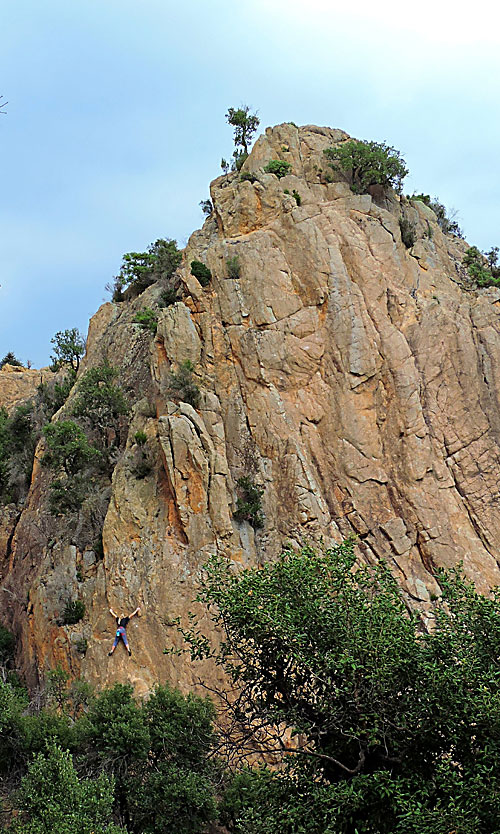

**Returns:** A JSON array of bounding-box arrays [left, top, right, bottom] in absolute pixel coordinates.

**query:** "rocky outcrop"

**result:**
[[0, 364, 55, 412], [3, 123, 500, 695]]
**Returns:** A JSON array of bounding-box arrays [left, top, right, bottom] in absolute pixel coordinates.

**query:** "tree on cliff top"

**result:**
[[325, 139, 408, 195], [226, 106, 260, 155], [50, 329, 85, 373], [179, 540, 500, 833]]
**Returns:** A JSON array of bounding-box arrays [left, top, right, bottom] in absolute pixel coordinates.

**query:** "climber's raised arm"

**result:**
[[128, 606, 141, 619], [109, 607, 118, 620]]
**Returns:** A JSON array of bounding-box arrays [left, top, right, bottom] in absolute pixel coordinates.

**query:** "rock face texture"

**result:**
[[3, 123, 500, 695]]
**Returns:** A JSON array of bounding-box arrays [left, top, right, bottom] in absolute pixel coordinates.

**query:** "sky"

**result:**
[[1, 0, 499, 367]]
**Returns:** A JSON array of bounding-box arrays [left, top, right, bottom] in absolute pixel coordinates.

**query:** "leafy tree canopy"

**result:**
[[180, 539, 500, 833], [10, 743, 125, 834], [325, 139, 408, 195], [50, 329, 85, 373], [71, 364, 128, 436], [112, 238, 182, 300], [226, 106, 260, 156]]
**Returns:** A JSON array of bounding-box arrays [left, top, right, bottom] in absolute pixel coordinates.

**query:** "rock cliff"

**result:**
[[3, 123, 500, 695]]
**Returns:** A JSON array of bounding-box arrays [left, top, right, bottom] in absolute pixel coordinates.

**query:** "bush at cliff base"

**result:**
[[184, 539, 500, 834], [0, 680, 218, 834]]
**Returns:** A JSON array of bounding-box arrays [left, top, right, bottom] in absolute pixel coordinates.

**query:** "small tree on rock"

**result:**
[[50, 329, 85, 373], [325, 139, 408, 195]]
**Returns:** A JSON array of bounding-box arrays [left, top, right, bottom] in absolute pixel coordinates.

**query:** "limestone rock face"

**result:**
[[3, 123, 500, 693]]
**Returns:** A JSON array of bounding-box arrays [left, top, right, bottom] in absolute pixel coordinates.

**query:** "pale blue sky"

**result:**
[[2, 0, 499, 367]]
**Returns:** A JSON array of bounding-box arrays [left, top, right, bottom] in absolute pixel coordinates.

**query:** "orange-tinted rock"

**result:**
[[3, 124, 500, 694]]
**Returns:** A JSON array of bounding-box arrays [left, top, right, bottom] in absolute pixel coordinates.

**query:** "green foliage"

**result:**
[[181, 540, 500, 833], [200, 199, 213, 217], [233, 475, 264, 529], [0, 352, 23, 369], [1, 675, 218, 833], [71, 364, 128, 437], [133, 307, 158, 334], [325, 139, 408, 194], [10, 743, 124, 834], [410, 193, 464, 237], [190, 260, 212, 287], [42, 421, 101, 513], [47, 476, 87, 514], [399, 214, 416, 248], [75, 637, 88, 654], [168, 360, 201, 408], [0, 403, 37, 504], [84, 682, 148, 755], [62, 599, 85, 625], [226, 105, 260, 155], [134, 430, 147, 445], [37, 371, 76, 418], [112, 238, 182, 299], [233, 151, 248, 171], [263, 159, 292, 179], [226, 255, 241, 279], [42, 421, 100, 477], [464, 245, 500, 288], [0, 624, 15, 665], [157, 285, 179, 307], [240, 171, 257, 183], [221, 157, 230, 174], [284, 188, 301, 205], [128, 684, 217, 834], [50, 329, 85, 373]]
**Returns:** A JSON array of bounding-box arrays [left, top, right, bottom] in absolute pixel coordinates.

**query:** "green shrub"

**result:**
[[158, 285, 179, 307], [48, 476, 86, 514], [190, 260, 212, 287], [226, 255, 241, 279], [233, 151, 248, 171], [0, 352, 23, 369], [168, 360, 200, 409], [75, 637, 88, 655], [199, 199, 213, 217], [399, 215, 416, 249], [285, 188, 301, 205], [240, 171, 257, 183], [134, 430, 147, 446], [463, 246, 500, 288], [233, 475, 264, 528], [0, 403, 37, 504], [111, 238, 182, 299], [324, 139, 408, 194], [264, 159, 292, 179], [38, 372, 76, 418], [93, 533, 104, 560], [9, 743, 124, 834], [71, 364, 128, 438], [410, 194, 463, 237], [62, 599, 85, 626], [133, 307, 158, 334], [0, 624, 15, 664], [42, 421, 100, 477]]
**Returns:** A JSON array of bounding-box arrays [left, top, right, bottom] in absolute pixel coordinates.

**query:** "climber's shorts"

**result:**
[[112, 626, 129, 648]]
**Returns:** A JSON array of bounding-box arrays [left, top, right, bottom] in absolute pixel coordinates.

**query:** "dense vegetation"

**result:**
[[179, 540, 500, 833], [324, 139, 408, 195], [108, 238, 182, 301], [0, 667, 218, 834]]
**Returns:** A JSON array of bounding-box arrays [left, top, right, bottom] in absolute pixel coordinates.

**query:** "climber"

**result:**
[[108, 605, 141, 656]]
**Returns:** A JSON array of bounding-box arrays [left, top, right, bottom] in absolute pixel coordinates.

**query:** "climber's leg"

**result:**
[[108, 635, 119, 656]]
